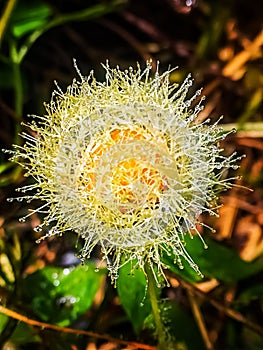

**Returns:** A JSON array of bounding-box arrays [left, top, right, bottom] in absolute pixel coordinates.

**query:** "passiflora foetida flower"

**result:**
[[9, 61, 238, 282]]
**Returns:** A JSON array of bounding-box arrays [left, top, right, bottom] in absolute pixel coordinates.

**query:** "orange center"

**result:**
[[78, 127, 166, 210]]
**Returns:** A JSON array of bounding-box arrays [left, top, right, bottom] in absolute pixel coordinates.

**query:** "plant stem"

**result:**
[[145, 263, 167, 350], [17, 0, 125, 63], [0, 305, 156, 350], [221, 122, 263, 138], [10, 41, 23, 145], [0, 0, 17, 47], [187, 290, 214, 350]]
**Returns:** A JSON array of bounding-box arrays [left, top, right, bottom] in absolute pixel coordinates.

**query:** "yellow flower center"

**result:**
[[77, 126, 169, 221]]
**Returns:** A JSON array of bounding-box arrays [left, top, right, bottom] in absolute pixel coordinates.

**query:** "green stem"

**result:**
[[10, 41, 23, 145], [0, 0, 17, 47], [17, 0, 125, 63], [145, 263, 167, 350]]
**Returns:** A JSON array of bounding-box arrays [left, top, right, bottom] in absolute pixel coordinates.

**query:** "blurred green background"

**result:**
[[0, 0, 263, 349]]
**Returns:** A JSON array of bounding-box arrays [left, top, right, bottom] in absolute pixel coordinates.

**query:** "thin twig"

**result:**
[[187, 290, 214, 350], [175, 277, 263, 337], [0, 0, 17, 46], [236, 138, 263, 151], [223, 30, 263, 79], [0, 305, 156, 350], [221, 122, 263, 138], [99, 18, 153, 65]]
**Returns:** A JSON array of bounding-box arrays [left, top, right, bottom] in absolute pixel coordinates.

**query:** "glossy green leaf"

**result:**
[[21, 264, 105, 326], [162, 235, 262, 283], [117, 261, 156, 334], [10, 1, 52, 38]]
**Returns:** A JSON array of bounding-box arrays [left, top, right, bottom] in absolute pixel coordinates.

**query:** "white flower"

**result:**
[[9, 62, 238, 283]]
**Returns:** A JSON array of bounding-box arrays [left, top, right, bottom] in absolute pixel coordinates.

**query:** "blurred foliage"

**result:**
[[117, 261, 154, 334], [163, 235, 263, 284], [0, 0, 263, 349], [20, 264, 105, 326]]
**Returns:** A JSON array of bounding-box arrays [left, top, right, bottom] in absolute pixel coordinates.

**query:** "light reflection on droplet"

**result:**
[[63, 268, 70, 276], [53, 279, 60, 287]]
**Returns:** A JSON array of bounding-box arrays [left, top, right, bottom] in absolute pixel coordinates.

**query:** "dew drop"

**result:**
[[70, 297, 77, 304], [53, 280, 60, 287], [63, 268, 70, 276], [19, 217, 26, 223], [7, 198, 14, 202]]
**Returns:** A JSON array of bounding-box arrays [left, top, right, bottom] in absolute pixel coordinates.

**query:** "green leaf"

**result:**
[[0, 164, 22, 187], [117, 261, 155, 334], [21, 264, 105, 326], [162, 235, 262, 283], [10, 1, 52, 38], [9, 322, 41, 345], [0, 313, 9, 333], [162, 300, 205, 350]]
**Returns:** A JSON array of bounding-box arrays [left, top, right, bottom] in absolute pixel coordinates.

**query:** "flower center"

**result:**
[[111, 157, 165, 211], [77, 126, 172, 224]]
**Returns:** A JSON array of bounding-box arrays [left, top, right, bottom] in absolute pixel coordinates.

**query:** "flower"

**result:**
[[10, 61, 238, 283]]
